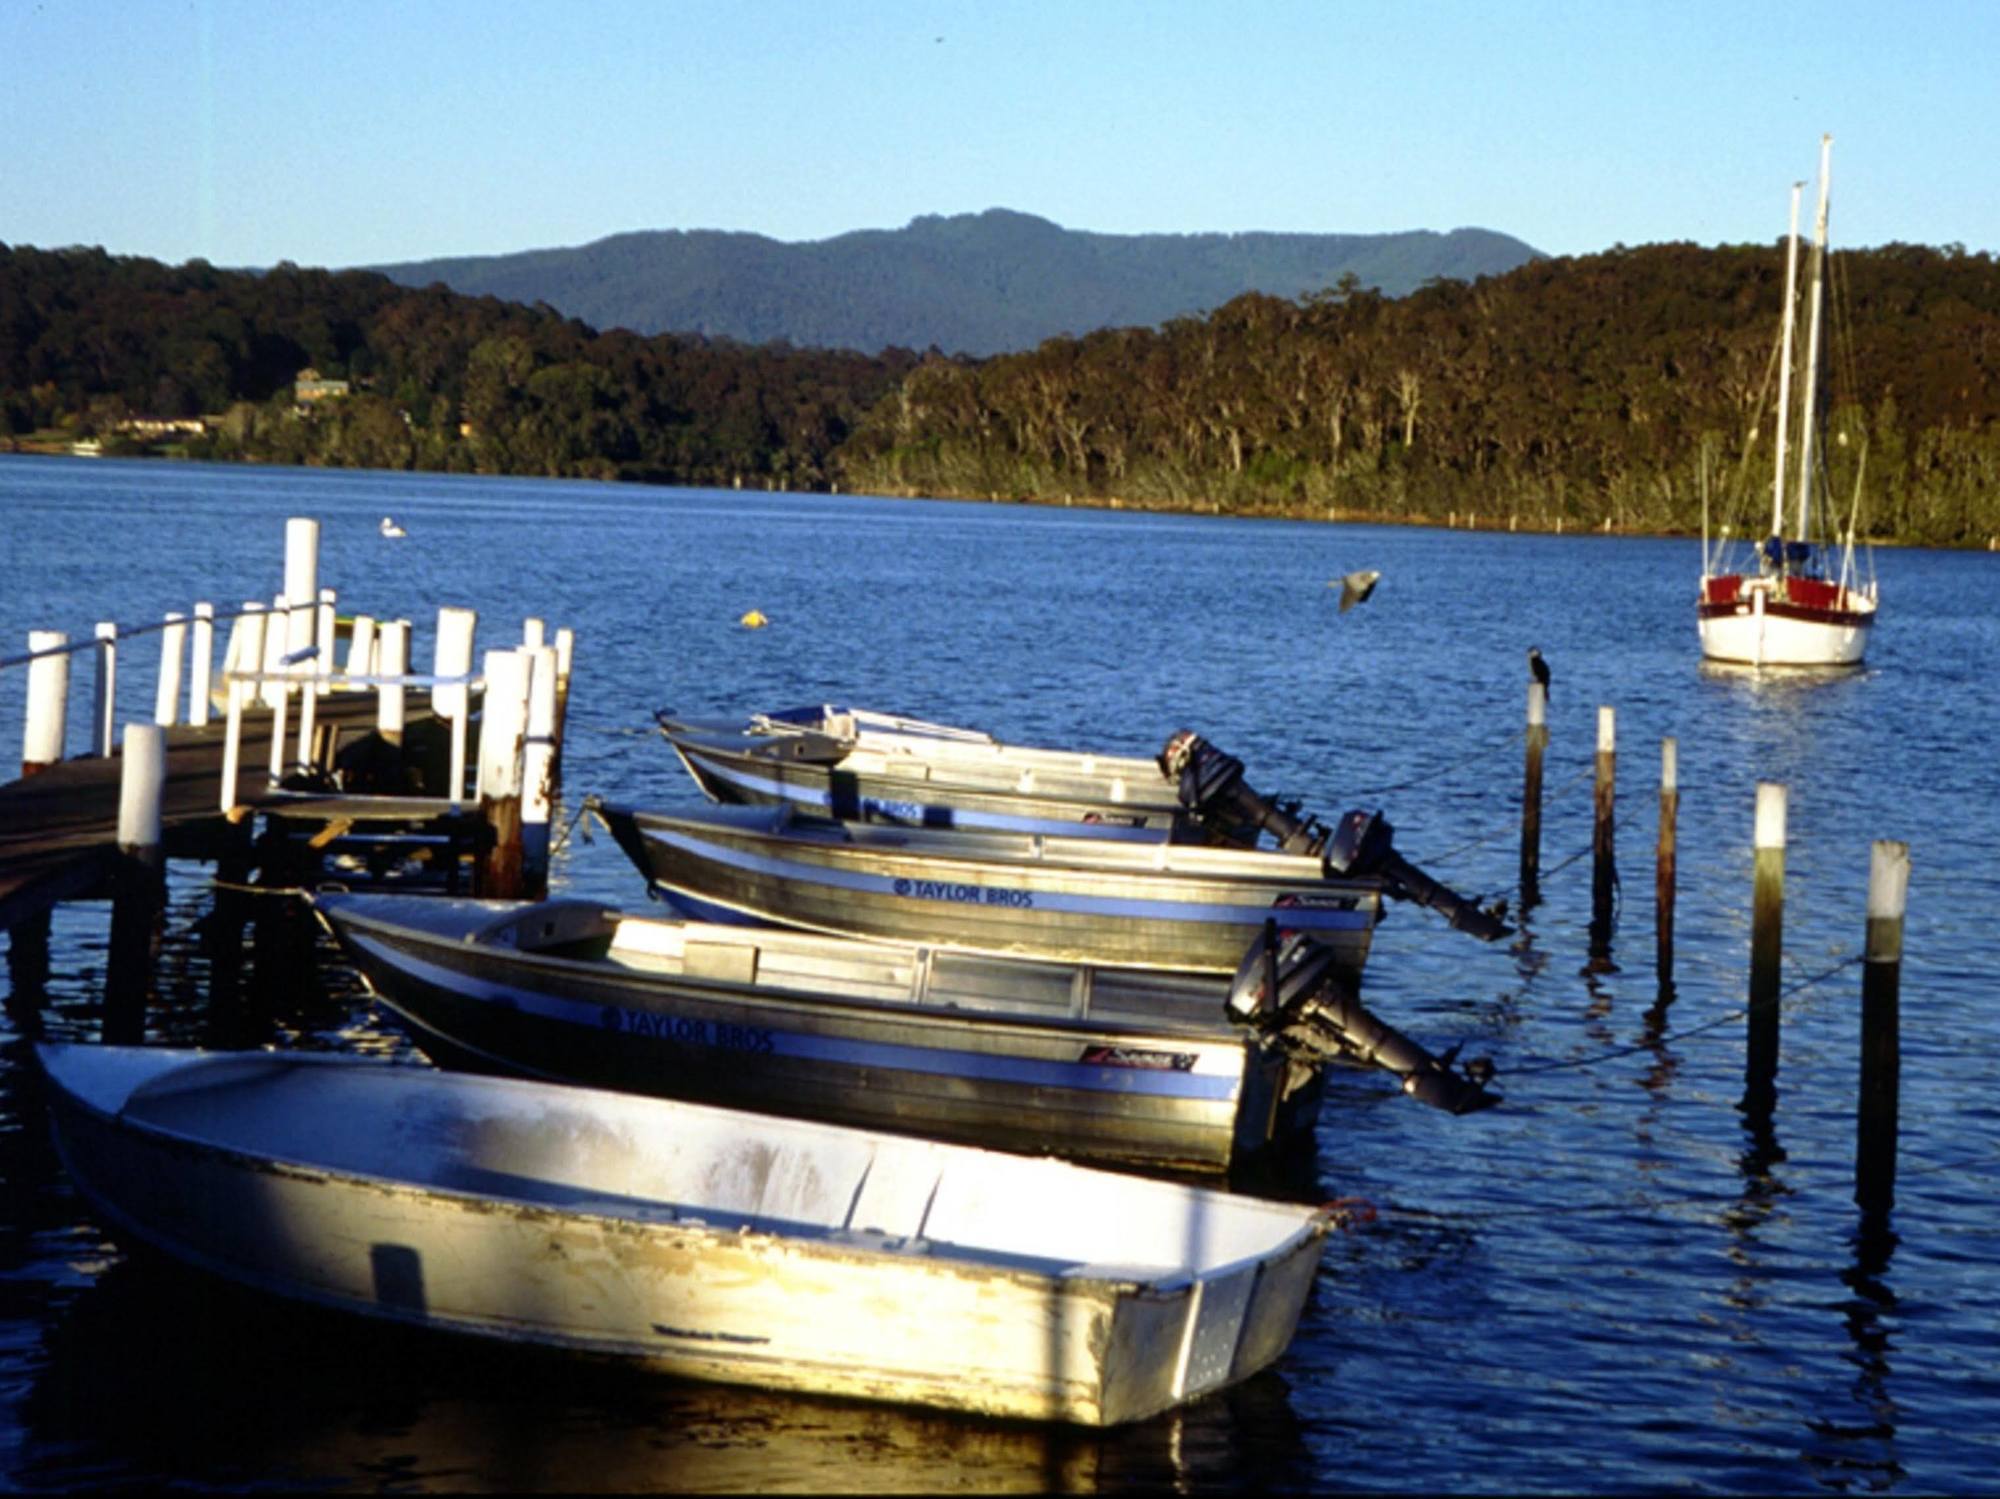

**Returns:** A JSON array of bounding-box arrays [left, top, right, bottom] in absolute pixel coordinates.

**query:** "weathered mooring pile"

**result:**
[[1511, 679, 1910, 1214], [0, 517, 573, 1038]]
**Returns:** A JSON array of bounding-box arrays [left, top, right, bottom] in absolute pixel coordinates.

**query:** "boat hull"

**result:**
[[40, 1045, 1333, 1426], [659, 708, 1190, 841], [667, 729, 1182, 841], [318, 894, 1324, 1176], [1697, 574, 1875, 667], [596, 803, 1380, 978]]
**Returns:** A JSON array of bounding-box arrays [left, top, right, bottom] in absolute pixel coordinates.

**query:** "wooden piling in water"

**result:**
[[105, 723, 167, 1043], [1519, 680, 1547, 908], [1745, 782, 1787, 1112], [1856, 839, 1909, 1213], [1656, 737, 1678, 997], [1586, 706, 1617, 971]]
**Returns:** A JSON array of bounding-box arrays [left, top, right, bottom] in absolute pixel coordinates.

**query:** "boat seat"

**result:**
[[681, 939, 758, 983]]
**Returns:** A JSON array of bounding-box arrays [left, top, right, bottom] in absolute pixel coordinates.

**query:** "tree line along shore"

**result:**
[[4, 239, 1997, 548]]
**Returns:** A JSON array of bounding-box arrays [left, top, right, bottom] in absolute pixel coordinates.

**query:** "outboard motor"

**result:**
[[1161, 732, 1511, 942], [1323, 808, 1511, 942], [1225, 923, 1499, 1115]]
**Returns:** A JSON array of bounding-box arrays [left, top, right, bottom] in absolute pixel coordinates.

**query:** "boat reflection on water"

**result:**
[[1697, 657, 1867, 686], [19, 1254, 1315, 1492]]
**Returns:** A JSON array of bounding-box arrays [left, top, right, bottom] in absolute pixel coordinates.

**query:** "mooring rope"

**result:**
[[1344, 725, 1528, 797], [1493, 952, 1862, 1078]]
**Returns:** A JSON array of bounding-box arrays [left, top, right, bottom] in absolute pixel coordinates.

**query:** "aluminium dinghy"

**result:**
[[39, 1043, 1343, 1426]]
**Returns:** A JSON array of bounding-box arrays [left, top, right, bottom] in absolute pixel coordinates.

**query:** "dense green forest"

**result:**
[[3, 238, 1998, 545], [0, 245, 914, 489], [841, 243, 2000, 547]]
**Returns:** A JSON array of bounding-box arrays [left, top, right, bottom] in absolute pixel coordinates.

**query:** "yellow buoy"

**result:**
[[739, 609, 769, 629]]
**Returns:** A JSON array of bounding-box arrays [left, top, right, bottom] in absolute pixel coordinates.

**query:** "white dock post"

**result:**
[[153, 612, 187, 727], [552, 625, 576, 761], [188, 603, 215, 728], [345, 615, 377, 681], [294, 645, 318, 774], [523, 617, 545, 650], [93, 621, 118, 756], [433, 606, 478, 804], [220, 607, 265, 812], [376, 620, 408, 744], [522, 644, 558, 893], [284, 519, 319, 659], [220, 600, 257, 679], [221, 675, 247, 813], [117, 723, 166, 854], [315, 587, 338, 697], [106, 721, 168, 1040], [280, 521, 318, 773], [474, 647, 531, 896], [554, 626, 574, 688], [475, 649, 530, 801], [23, 631, 70, 775], [266, 594, 291, 782], [259, 594, 288, 710]]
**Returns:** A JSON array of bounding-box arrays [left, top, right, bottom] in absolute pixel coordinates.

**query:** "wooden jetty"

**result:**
[[1, 517, 573, 1022]]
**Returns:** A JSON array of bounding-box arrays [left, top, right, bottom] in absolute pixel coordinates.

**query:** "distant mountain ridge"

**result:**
[[367, 208, 1543, 356]]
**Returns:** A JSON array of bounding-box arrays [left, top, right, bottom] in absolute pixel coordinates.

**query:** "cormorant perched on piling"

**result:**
[[1333, 569, 1382, 613], [1527, 647, 1552, 701]]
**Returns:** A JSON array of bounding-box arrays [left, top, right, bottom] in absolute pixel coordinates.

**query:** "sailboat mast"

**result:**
[[1770, 183, 1804, 542], [1793, 134, 1833, 542]]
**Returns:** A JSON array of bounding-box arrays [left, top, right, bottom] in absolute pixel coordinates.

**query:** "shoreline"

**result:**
[[7, 444, 1992, 551]]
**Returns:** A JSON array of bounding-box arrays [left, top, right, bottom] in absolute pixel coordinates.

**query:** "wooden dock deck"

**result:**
[[0, 694, 457, 929]]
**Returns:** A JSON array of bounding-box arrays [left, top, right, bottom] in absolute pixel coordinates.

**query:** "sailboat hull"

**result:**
[[1697, 575, 1875, 667]]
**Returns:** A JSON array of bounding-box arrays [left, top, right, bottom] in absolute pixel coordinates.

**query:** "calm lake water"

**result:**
[[2, 454, 1997, 1493]]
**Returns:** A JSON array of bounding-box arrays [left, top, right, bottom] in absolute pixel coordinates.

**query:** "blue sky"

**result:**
[[5, 0, 1996, 270]]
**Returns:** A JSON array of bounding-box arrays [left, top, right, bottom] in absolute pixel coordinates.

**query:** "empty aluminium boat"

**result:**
[[39, 1042, 1342, 1425], [655, 704, 1196, 842]]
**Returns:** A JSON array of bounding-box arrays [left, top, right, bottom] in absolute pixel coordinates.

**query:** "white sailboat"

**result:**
[[1698, 135, 1878, 668]]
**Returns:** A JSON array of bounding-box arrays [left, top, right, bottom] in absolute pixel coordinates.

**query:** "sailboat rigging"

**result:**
[[1698, 135, 1879, 668]]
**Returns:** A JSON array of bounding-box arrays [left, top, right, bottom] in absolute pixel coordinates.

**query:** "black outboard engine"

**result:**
[[1322, 808, 1511, 942], [1225, 923, 1499, 1115], [1161, 732, 1511, 942]]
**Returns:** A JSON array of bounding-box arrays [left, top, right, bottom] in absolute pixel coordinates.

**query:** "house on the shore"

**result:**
[[293, 369, 351, 409]]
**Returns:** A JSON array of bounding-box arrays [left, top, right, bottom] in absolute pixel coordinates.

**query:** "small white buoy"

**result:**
[[381, 516, 406, 538], [740, 609, 768, 629]]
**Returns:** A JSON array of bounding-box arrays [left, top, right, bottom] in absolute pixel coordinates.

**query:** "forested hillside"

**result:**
[[368, 210, 1542, 356], [838, 244, 2000, 546], [4, 238, 1998, 545], [0, 246, 912, 488]]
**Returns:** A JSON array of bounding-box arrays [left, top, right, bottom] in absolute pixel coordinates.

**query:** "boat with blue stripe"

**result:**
[[315, 894, 1300, 1176], [590, 800, 1382, 977], [314, 893, 1496, 1179]]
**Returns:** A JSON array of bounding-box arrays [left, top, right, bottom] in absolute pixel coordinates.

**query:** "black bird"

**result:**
[[1527, 647, 1552, 701]]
